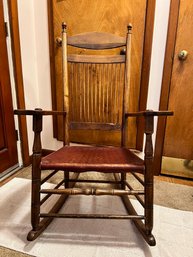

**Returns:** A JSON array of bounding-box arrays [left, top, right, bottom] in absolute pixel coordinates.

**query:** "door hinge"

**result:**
[[15, 130, 19, 141], [5, 22, 9, 37]]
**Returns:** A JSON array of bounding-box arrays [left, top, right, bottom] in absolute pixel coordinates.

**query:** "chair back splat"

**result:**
[[62, 23, 132, 147], [14, 23, 173, 246]]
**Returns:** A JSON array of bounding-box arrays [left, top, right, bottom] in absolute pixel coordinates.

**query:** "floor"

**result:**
[[0, 164, 193, 257], [1, 176, 193, 257]]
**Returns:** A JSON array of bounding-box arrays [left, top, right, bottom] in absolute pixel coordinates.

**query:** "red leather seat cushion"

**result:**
[[41, 146, 145, 173]]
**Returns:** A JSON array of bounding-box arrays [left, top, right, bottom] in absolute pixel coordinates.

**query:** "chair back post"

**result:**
[[122, 24, 132, 147], [62, 22, 70, 145]]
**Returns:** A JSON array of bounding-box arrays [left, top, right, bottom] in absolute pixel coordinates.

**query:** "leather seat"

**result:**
[[41, 146, 145, 172]]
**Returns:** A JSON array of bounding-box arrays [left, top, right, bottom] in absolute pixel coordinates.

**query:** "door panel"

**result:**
[[51, 0, 147, 147], [0, 101, 5, 149], [163, 0, 193, 160], [0, 0, 18, 173]]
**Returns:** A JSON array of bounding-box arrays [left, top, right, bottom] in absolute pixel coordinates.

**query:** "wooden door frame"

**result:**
[[153, 0, 180, 175], [0, 0, 18, 172], [47, 0, 156, 145], [7, 0, 30, 166]]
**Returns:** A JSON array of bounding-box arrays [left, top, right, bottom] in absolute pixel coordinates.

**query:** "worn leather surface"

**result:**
[[41, 146, 145, 173]]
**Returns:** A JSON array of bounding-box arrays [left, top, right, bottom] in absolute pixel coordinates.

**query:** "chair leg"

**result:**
[[121, 194, 156, 246], [143, 160, 155, 246], [65, 171, 70, 188], [144, 173, 154, 236], [27, 172, 80, 241], [27, 154, 41, 241], [121, 173, 126, 189], [114, 173, 156, 246], [28, 195, 70, 241], [144, 113, 155, 243]]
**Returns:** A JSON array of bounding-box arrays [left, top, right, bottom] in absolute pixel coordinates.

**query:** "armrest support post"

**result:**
[[144, 111, 154, 234], [124, 109, 173, 234], [144, 111, 154, 161], [31, 108, 43, 231], [14, 109, 67, 150], [14, 108, 68, 230], [32, 108, 43, 155]]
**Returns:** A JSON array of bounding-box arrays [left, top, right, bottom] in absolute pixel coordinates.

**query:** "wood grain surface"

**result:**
[[0, 0, 18, 173], [163, 0, 193, 160], [51, 0, 147, 146]]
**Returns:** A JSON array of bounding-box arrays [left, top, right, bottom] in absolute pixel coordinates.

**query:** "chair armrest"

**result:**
[[14, 109, 67, 155], [123, 110, 173, 161], [122, 110, 173, 147], [14, 109, 66, 116], [125, 110, 173, 117]]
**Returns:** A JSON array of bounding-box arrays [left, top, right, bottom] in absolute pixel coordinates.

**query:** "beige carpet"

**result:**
[[0, 174, 193, 257]]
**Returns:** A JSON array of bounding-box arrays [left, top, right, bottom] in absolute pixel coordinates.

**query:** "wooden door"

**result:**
[[49, 0, 150, 147], [163, 0, 193, 160], [0, 0, 18, 174], [154, 0, 193, 178]]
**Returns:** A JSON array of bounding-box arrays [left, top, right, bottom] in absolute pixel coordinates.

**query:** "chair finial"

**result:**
[[127, 24, 132, 33], [62, 22, 67, 32]]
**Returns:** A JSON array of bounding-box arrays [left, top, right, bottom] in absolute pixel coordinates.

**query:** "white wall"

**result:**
[[16, 0, 170, 156], [17, 0, 62, 154], [147, 0, 171, 110], [147, 0, 171, 146]]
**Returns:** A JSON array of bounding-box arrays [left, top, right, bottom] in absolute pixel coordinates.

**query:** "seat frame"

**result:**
[[14, 23, 173, 246]]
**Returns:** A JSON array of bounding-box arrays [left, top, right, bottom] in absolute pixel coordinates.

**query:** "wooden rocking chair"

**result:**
[[14, 23, 173, 246]]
